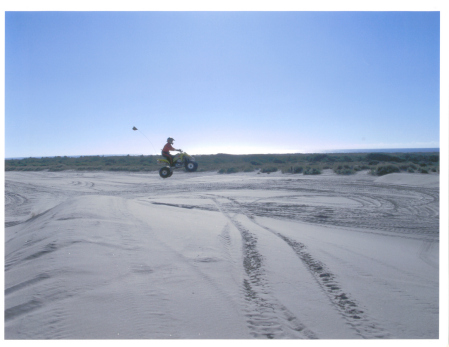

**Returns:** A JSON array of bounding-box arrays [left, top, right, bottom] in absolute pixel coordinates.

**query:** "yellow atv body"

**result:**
[[157, 151, 198, 178]]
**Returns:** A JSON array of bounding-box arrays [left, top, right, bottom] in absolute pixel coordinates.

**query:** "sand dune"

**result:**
[[4, 170, 439, 339]]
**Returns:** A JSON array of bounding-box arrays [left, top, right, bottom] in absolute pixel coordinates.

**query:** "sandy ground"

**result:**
[[4, 169, 439, 339]]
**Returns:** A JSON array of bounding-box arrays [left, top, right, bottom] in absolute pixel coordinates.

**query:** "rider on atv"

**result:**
[[162, 137, 181, 167]]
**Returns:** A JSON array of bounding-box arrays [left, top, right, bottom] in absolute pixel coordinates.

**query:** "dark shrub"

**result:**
[[261, 167, 278, 173], [309, 154, 333, 162], [429, 155, 439, 162], [304, 167, 321, 175], [375, 165, 400, 176], [227, 167, 239, 174]]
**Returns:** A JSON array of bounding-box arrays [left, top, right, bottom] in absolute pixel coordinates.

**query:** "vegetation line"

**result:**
[[5, 152, 439, 176]]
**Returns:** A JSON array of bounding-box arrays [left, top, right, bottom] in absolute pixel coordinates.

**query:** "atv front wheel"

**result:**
[[185, 161, 198, 172], [159, 167, 172, 178]]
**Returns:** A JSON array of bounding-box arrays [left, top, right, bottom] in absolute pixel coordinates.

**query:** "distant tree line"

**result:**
[[5, 152, 439, 176]]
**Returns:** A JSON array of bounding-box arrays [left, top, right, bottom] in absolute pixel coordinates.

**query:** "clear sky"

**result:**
[[5, 10, 441, 157]]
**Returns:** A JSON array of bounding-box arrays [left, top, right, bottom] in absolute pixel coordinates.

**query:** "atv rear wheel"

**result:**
[[185, 161, 198, 172], [159, 167, 172, 178]]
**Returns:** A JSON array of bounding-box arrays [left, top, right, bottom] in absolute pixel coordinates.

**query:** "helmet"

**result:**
[[167, 137, 174, 144]]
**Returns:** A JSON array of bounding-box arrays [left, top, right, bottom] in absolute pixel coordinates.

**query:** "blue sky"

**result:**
[[5, 11, 441, 157]]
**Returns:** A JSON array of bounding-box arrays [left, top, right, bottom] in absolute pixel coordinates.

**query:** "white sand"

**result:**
[[4, 170, 439, 339]]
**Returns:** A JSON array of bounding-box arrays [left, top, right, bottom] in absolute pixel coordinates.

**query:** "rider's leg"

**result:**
[[163, 153, 174, 166]]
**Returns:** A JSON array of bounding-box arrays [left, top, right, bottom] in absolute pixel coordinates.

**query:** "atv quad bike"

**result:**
[[157, 151, 198, 178]]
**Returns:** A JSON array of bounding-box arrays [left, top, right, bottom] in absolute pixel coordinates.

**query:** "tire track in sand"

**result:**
[[210, 196, 318, 339], [212, 195, 390, 339]]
